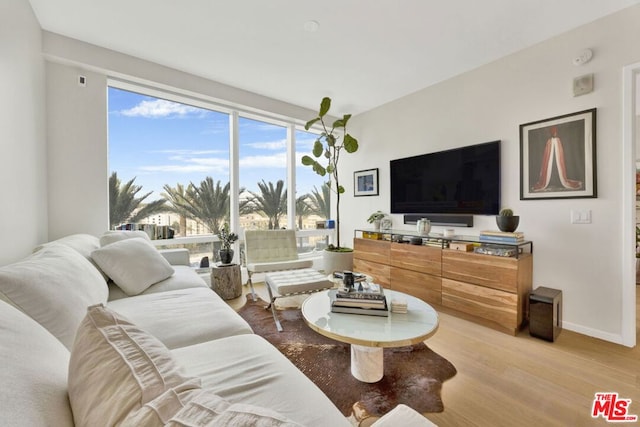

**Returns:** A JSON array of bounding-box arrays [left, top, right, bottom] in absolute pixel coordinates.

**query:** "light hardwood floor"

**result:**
[[228, 284, 640, 427]]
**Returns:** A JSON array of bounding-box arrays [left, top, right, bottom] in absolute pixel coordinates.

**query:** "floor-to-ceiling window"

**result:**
[[107, 81, 330, 265]]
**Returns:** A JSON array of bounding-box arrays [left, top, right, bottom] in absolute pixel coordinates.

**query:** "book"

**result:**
[[479, 235, 524, 244], [336, 282, 385, 300], [331, 303, 389, 317], [480, 230, 525, 238], [333, 299, 387, 309]]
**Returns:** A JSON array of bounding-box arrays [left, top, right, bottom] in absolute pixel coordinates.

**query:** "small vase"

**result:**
[[218, 249, 234, 264], [417, 218, 431, 234], [373, 219, 381, 231]]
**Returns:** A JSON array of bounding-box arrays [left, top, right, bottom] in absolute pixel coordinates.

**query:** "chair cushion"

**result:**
[[92, 238, 175, 296], [0, 300, 74, 426], [0, 243, 108, 349], [248, 258, 313, 273], [107, 287, 253, 349], [266, 268, 333, 295], [245, 230, 300, 263]]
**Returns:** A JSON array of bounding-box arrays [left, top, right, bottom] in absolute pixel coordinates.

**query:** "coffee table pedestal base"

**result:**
[[351, 345, 383, 383]]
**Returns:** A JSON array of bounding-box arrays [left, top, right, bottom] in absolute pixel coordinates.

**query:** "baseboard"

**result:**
[[404, 214, 474, 227], [561, 321, 628, 347]]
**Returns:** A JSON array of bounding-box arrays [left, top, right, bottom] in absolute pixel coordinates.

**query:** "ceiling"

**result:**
[[29, 0, 640, 116]]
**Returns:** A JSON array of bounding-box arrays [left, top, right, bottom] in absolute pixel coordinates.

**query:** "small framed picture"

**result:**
[[354, 168, 379, 197], [520, 108, 597, 200]]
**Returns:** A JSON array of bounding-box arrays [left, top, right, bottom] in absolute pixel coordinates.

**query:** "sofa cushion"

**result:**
[[68, 304, 202, 427], [171, 334, 351, 427], [34, 233, 108, 281], [100, 230, 151, 246], [0, 299, 74, 427], [0, 243, 108, 349], [107, 265, 208, 301], [92, 238, 175, 296], [108, 287, 253, 349]]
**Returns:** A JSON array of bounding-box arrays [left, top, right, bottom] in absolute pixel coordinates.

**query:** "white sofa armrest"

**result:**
[[370, 404, 437, 426], [159, 248, 191, 266]]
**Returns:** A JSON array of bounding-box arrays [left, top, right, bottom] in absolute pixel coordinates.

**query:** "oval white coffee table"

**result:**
[[301, 289, 439, 383]]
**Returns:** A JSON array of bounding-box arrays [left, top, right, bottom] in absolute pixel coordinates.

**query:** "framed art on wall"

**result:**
[[354, 168, 379, 196], [520, 108, 597, 200]]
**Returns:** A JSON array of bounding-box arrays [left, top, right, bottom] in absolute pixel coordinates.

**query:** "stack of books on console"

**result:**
[[479, 230, 525, 244], [331, 282, 389, 317]]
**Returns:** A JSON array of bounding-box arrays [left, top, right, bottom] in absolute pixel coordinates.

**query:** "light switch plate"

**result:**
[[573, 74, 593, 97], [571, 209, 592, 224]]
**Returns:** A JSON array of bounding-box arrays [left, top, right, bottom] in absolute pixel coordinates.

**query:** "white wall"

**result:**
[[341, 6, 640, 345], [0, 0, 47, 265], [46, 64, 108, 239]]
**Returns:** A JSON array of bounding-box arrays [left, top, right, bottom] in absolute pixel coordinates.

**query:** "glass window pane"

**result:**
[[108, 86, 230, 264], [239, 117, 287, 231], [296, 129, 331, 252]]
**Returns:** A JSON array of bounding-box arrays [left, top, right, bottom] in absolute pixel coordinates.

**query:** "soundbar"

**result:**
[[404, 214, 474, 227]]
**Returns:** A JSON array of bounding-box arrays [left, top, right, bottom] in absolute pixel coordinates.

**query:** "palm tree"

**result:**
[[108, 172, 166, 229], [247, 180, 287, 229], [296, 194, 313, 230], [308, 182, 331, 220], [161, 183, 190, 236], [176, 177, 230, 234]]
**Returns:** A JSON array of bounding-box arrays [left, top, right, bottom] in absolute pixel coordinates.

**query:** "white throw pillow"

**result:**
[[100, 230, 151, 247], [0, 300, 74, 426], [0, 243, 108, 349], [68, 304, 201, 427], [92, 238, 175, 296]]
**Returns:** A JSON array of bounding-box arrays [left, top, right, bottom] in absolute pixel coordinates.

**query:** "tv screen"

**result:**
[[390, 141, 501, 215]]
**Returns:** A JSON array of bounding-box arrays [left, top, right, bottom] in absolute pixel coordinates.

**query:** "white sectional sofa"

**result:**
[[0, 232, 432, 426]]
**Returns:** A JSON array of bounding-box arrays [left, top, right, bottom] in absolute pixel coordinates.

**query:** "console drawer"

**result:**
[[353, 258, 390, 287], [442, 250, 525, 293], [442, 278, 518, 329], [390, 267, 441, 305]]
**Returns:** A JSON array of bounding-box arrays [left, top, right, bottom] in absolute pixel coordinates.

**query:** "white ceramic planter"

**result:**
[[323, 250, 354, 274]]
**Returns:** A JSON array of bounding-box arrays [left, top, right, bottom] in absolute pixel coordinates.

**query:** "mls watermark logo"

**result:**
[[592, 392, 638, 422]]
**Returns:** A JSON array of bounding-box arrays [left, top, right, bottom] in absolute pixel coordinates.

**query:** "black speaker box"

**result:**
[[529, 287, 562, 342], [403, 214, 474, 227]]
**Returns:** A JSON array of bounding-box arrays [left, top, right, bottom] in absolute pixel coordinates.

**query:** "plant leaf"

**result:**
[[343, 134, 358, 153], [305, 117, 320, 130], [312, 140, 324, 157], [313, 163, 326, 176], [326, 164, 334, 174], [333, 114, 351, 129], [337, 185, 345, 194], [324, 149, 331, 158], [319, 97, 331, 117], [326, 134, 336, 147], [301, 155, 315, 166]]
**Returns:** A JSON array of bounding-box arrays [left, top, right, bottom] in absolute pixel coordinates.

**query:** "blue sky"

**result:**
[[108, 87, 323, 201]]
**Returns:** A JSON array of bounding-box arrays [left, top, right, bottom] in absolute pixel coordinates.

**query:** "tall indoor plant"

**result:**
[[302, 97, 359, 270]]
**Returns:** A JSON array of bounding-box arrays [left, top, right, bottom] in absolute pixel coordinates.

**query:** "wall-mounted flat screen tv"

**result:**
[[390, 140, 501, 215]]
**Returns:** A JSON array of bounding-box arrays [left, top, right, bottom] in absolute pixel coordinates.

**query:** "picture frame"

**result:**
[[354, 168, 379, 197], [520, 108, 597, 200]]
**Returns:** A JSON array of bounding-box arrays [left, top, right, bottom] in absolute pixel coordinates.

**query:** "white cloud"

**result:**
[[240, 152, 287, 168], [245, 139, 286, 150], [120, 99, 204, 118]]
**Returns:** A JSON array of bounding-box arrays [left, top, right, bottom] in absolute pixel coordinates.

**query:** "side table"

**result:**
[[211, 263, 242, 300]]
